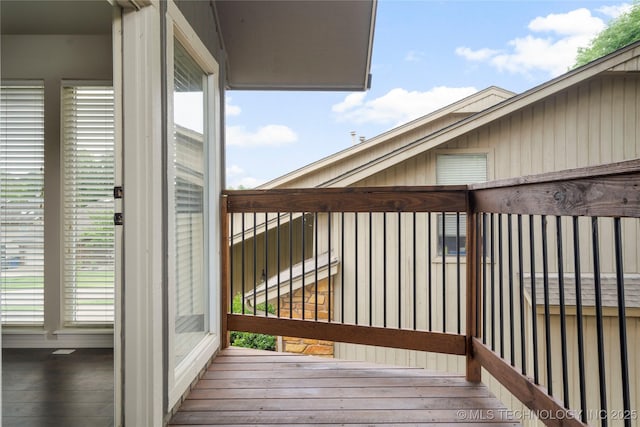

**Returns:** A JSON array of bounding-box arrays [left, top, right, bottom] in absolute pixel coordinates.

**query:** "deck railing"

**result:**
[[221, 158, 640, 427], [222, 186, 469, 356]]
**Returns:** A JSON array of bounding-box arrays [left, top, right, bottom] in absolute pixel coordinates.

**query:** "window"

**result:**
[[62, 84, 115, 326], [0, 83, 45, 325], [436, 153, 487, 255], [172, 39, 209, 365]]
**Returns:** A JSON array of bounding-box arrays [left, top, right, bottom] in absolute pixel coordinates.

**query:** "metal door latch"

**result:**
[[114, 186, 124, 199], [114, 213, 124, 226]]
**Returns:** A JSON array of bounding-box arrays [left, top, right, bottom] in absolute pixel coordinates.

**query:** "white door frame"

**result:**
[[112, 6, 124, 426], [165, 1, 221, 409], [120, 2, 164, 425], [118, 2, 222, 423]]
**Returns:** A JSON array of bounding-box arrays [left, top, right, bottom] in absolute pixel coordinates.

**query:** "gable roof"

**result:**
[[320, 42, 640, 188], [263, 41, 640, 189], [260, 86, 514, 189]]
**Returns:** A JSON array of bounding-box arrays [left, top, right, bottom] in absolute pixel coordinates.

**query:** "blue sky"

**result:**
[[224, 1, 632, 189]]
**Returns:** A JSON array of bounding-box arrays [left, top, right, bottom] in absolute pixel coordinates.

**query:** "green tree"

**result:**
[[574, 3, 640, 68]]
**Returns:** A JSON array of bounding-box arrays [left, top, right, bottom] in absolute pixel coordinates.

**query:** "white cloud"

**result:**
[[225, 97, 242, 116], [455, 6, 615, 77], [225, 164, 266, 189], [332, 86, 477, 126], [227, 164, 244, 177], [597, 3, 632, 18], [405, 50, 425, 62], [226, 175, 265, 189], [332, 92, 367, 113], [489, 33, 594, 76], [455, 47, 500, 61], [528, 8, 604, 36], [226, 125, 298, 147], [237, 176, 265, 188]]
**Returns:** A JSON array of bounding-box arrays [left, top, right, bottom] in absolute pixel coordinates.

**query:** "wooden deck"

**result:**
[[169, 347, 521, 426]]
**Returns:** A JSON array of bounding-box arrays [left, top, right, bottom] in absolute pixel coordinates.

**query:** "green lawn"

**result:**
[[1, 271, 114, 289]]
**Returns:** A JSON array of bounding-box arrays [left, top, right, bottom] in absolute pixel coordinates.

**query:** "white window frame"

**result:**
[[166, 1, 221, 409]]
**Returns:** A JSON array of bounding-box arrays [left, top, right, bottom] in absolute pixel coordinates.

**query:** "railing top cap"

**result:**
[[469, 158, 640, 191]]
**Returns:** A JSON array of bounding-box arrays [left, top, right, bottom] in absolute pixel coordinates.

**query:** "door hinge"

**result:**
[[114, 213, 124, 226]]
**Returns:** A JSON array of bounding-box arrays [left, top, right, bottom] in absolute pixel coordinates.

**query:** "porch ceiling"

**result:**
[[214, 0, 376, 91], [0, 0, 113, 35]]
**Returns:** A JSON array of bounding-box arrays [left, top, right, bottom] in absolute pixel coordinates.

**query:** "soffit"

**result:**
[[214, 0, 376, 91]]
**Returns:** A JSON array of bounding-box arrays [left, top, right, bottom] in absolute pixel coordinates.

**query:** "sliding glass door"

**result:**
[[171, 39, 208, 365], [166, 3, 221, 407]]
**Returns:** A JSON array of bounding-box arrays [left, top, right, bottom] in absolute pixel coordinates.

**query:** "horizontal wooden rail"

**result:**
[[471, 158, 640, 190], [228, 314, 466, 356], [470, 159, 640, 217], [224, 186, 468, 213], [472, 338, 586, 427]]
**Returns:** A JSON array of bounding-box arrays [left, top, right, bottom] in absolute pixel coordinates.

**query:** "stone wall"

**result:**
[[277, 277, 334, 357]]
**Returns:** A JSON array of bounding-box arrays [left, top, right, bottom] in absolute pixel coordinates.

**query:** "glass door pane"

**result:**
[[172, 39, 208, 366]]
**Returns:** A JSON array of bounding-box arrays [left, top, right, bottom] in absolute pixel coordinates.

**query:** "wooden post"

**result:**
[[465, 201, 481, 382], [220, 194, 230, 348]]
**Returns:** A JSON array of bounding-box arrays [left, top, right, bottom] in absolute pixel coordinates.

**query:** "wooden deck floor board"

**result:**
[[203, 368, 454, 380], [196, 376, 481, 388], [188, 386, 493, 399], [170, 424, 522, 427], [171, 409, 517, 425], [206, 361, 444, 371], [178, 396, 506, 411], [168, 347, 520, 426]]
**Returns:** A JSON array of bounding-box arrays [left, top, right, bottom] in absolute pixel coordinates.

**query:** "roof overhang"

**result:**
[[214, 0, 376, 91]]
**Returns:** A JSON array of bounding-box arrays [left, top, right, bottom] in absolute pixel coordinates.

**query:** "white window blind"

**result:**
[[436, 153, 487, 255], [62, 85, 115, 326], [0, 83, 45, 325], [173, 39, 208, 365]]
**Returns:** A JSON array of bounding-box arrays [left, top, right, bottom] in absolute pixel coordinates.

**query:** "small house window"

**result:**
[[436, 153, 487, 256]]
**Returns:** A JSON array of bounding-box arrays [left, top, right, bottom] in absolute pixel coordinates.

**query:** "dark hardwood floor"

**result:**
[[2, 348, 114, 427]]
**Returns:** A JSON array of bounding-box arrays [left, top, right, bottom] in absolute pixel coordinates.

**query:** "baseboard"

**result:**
[[2, 329, 114, 348]]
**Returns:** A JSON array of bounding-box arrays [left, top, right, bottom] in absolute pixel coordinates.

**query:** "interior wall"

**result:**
[[1, 34, 113, 347]]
